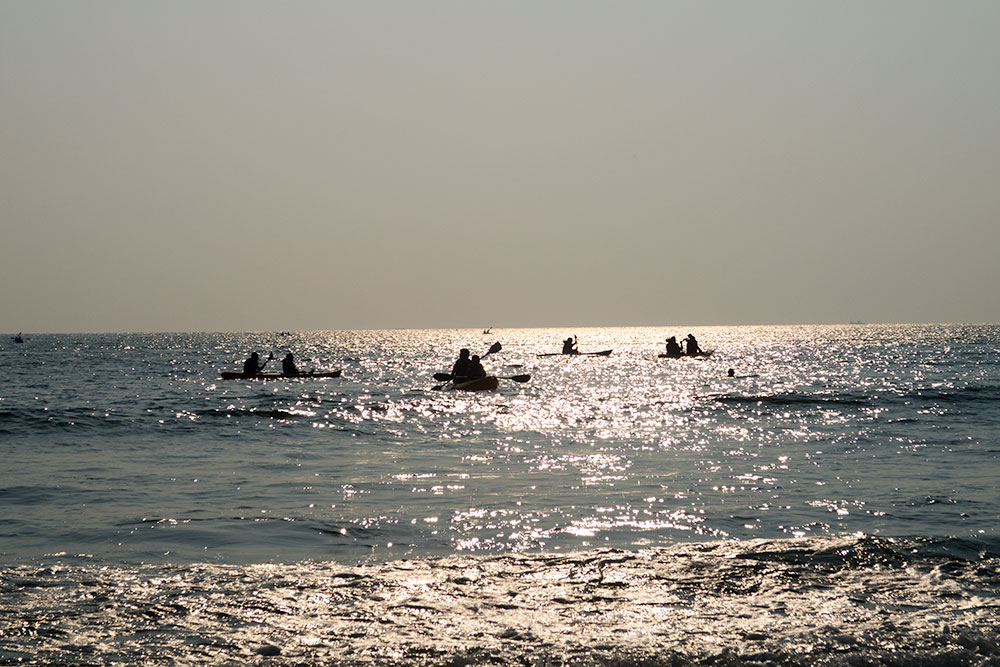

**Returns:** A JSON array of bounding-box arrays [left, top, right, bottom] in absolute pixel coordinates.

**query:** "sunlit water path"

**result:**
[[2, 325, 998, 665]]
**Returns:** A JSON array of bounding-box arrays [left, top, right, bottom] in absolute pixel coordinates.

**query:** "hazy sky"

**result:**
[[3, 1, 999, 332]]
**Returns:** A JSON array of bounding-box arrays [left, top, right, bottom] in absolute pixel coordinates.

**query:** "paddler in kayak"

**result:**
[[467, 355, 488, 379], [664, 336, 683, 356], [281, 352, 300, 376], [562, 336, 579, 355], [449, 348, 487, 382], [684, 334, 702, 356], [451, 348, 473, 379], [243, 351, 273, 377]]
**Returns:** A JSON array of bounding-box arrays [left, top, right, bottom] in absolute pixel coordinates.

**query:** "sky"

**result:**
[[2, 1, 999, 333]]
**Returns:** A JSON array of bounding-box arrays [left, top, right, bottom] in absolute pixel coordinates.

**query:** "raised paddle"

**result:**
[[482, 341, 502, 359]]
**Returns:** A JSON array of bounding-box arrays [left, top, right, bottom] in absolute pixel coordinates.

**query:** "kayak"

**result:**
[[440, 376, 500, 392], [220, 370, 342, 380], [658, 351, 713, 359], [537, 350, 612, 357]]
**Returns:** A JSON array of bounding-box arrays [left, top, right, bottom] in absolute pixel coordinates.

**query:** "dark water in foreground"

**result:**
[[1, 325, 998, 665]]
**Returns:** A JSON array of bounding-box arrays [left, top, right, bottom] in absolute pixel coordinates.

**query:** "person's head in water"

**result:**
[[728, 368, 735, 377]]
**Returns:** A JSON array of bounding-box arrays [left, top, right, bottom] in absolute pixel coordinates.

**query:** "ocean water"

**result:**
[[1, 325, 998, 665]]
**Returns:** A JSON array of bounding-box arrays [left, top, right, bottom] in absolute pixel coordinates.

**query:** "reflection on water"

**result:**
[[1, 325, 998, 565], [2, 535, 998, 666], [3, 325, 999, 665]]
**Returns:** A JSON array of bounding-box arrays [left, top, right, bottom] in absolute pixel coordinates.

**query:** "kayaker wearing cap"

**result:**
[[282, 353, 300, 376], [665, 336, 683, 356]]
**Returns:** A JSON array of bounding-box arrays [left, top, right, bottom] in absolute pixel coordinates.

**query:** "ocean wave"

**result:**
[[710, 383, 1000, 411], [0, 405, 143, 435], [1, 535, 997, 666]]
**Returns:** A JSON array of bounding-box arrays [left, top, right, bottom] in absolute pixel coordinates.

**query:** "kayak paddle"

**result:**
[[434, 372, 531, 383], [431, 342, 505, 389]]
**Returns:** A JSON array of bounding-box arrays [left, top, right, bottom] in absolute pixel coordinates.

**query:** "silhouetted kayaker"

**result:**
[[684, 334, 702, 356], [562, 336, 578, 354], [467, 355, 487, 379], [665, 336, 683, 356], [282, 353, 300, 376], [451, 348, 473, 379], [243, 352, 271, 376]]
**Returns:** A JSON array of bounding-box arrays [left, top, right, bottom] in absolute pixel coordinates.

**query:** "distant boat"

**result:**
[[12, 332, 24, 344], [849, 320, 866, 325]]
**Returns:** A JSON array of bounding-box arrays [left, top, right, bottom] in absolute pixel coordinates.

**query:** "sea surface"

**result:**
[[1, 325, 998, 665]]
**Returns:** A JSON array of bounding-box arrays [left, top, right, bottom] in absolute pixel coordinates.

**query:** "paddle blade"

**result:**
[[484, 341, 502, 357], [433, 373, 453, 382], [508, 374, 531, 383]]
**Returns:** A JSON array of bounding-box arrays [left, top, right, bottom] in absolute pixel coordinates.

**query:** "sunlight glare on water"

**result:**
[[0, 325, 998, 565], [3, 325, 999, 665]]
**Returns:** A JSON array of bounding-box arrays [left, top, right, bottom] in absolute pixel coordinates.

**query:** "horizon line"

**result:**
[[6, 321, 998, 336]]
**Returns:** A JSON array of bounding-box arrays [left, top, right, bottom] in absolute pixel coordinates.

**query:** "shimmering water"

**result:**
[[2, 325, 998, 665]]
